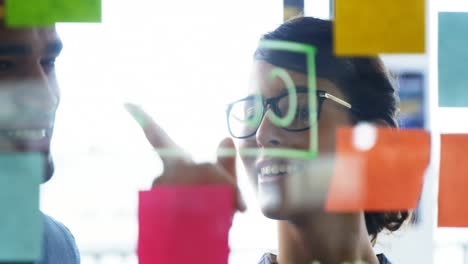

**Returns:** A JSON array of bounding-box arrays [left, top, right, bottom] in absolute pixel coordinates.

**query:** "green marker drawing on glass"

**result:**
[[220, 39, 319, 160], [125, 40, 318, 160], [266, 67, 298, 128]]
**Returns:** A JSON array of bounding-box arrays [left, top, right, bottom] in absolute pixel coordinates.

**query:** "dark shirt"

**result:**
[[36, 214, 80, 264], [258, 253, 392, 264]]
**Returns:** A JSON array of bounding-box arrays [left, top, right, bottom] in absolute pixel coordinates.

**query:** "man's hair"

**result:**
[[254, 16, 407, 244]]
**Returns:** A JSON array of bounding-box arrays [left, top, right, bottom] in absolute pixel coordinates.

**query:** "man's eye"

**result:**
[[41, 58, 56, 73], [0, 60, 14, 72]]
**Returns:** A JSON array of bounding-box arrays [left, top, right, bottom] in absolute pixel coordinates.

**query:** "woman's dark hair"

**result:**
[[254, 16, 408, 243]]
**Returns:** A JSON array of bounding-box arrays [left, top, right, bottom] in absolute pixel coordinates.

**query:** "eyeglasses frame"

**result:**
[[226, 88, 359, 139]]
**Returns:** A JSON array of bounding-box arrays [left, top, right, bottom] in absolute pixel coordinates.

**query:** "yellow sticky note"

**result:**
[[334, 0, 425, 56]]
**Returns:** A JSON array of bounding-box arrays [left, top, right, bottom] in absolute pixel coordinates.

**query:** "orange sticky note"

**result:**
[[138, 185, 234, 264], [438, 134, 468, 227], [326, 126, 430, 212], [334, 0, 426, 55]]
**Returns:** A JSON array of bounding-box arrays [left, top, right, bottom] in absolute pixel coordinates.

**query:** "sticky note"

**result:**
[[138, 185, 234, 264], [0, 153, 43, 261], [438, 134, 468, 227], [438, 12, 468, 107], [326, 126, 430, 211], [334, 0, 425, 55], [49, 0, 101, 23], [5, 0, 54, 27], [5, 0, 101, 27]]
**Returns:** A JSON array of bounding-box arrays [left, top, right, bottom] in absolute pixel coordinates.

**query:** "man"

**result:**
[[0, 1, 80, 263]]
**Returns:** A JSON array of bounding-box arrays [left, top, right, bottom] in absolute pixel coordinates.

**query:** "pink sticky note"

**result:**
[[138, 185, 234, 264]]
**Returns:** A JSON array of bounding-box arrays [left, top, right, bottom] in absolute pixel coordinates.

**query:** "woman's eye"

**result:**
[[295, 108, 310, 122], [246, 107, 256, 120], [0, 60, 14, 72]]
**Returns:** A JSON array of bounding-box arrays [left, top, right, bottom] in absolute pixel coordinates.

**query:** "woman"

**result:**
[[230, 17, 406, 264], [127, 17, 407, 264]]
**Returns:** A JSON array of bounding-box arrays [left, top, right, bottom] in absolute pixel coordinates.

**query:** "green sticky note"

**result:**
[[50, 0, 101, 23], [5, 0, 55, 27], [0, 153, 43, 261], [5, 0, 101, 27], [439, 12, 468, 107]]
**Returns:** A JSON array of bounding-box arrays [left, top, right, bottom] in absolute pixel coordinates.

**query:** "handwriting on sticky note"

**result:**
[[438, 12, 468, 107], [326, 126, 430, 211], [334, 0, 425, 55], [5, 0, 101, 27], [438, 134, 468, 227], [0, 153, 43, 261], [138, 185, 234, 264]]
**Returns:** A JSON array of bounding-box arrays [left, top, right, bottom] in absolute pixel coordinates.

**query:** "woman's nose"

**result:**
[[255, 109, 282, 148]]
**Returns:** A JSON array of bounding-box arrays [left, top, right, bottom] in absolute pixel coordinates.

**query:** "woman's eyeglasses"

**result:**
[[226, 87, 360, 139]]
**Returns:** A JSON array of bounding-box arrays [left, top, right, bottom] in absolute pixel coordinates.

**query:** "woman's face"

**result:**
[[238, 61, 353, 219]]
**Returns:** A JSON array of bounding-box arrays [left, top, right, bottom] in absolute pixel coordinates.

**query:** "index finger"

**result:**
[[124, 103, 191, 167]]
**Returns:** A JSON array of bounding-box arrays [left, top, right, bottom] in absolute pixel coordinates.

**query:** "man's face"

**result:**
[[0, 24, 62, 182]]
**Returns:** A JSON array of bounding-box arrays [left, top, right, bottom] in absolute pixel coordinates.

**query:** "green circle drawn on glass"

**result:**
[[266, 67, 297, 128]]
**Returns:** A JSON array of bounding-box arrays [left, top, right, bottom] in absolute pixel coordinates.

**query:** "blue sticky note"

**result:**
[[0, 153, 43, 261], [439, 12, 468, 107]]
